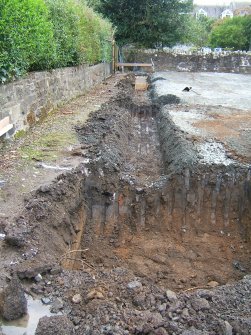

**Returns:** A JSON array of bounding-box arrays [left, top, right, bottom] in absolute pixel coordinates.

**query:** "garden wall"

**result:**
[[123, 49, 251, 74], [0, 63, 111, 136]]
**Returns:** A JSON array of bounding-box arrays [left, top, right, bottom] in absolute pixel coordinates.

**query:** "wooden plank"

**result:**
[[135, 76, 148, 91], [0, 116, 10, 129], [116, 63, 153, 67], [0, 116, 13, 137]]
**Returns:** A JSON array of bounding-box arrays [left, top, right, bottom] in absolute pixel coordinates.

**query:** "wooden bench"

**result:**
[[116, 59, 154, 72], [0, 116, 13, 137]]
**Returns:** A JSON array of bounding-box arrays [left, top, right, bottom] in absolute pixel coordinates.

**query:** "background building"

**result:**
[[194, 1, 251, 19]]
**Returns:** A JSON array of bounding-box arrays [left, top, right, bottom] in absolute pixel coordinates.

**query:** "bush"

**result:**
[[78, 5, 113, 64], [45, 0, 112, 65], [0, 0, 56, 82], [45, 0, 81, 67], [210, 16, 251, 51], [0, 0, 113, 83]]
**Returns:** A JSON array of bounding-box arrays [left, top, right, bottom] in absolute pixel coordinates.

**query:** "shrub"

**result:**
[[45, 0, 81, 67], [0, 0, 113, 84], [0, 0, 56, 82], [45, 0, 112, 66], [210, 16, 251, 51]]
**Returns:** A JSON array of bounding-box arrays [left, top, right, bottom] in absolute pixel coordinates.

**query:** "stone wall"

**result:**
[[0, 63, 111, 136], [123, 49, 251, 74]]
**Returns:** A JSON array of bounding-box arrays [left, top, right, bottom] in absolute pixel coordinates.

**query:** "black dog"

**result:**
[[182, 86, 192, 92]]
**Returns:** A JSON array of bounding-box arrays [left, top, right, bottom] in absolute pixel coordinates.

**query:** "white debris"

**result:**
[[198, 142, 235, 166], [0, 233, 6, 240], [36, 163, 72, 171]]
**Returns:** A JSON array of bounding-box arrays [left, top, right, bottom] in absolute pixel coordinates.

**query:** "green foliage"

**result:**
[[0, 0, 56, 81], [210, 16, 251, 51], [0, 0, 113, 83], [45, 0, 112, 66], [183, 16, 215, 47], [86, 0, 101, 10], [14, 129, 27, 140], [19, 131, 76, 161], [45, 0, 81, 67], [78, 6, 102, 64], [97, 0, 193, 47]]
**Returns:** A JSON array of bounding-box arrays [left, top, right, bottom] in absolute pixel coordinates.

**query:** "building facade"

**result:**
[[194, 1, 251, 19]]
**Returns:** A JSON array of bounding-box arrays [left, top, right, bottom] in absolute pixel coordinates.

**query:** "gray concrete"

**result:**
[[153, 71, 251, 110]]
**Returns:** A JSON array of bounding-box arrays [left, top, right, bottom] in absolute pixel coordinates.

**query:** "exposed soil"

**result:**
[[0, 74, 251, 335]]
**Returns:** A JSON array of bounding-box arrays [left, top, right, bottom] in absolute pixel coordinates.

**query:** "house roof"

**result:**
[[194, 2, 251, 18], [195, 5, 226, 18]]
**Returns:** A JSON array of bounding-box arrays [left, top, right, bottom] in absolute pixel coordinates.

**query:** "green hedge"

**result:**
[[0, 0, 56, 82], [0, 0, 113, 83]]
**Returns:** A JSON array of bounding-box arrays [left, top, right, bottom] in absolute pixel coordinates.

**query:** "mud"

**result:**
[[0, 74, 251, 334]]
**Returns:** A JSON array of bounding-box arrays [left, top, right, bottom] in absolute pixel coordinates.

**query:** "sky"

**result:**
[[194, 0, 251, 5]]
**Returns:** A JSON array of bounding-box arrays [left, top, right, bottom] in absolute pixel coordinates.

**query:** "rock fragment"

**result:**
[[191, 297, 210, 311], [219, 320, 233, 335], [0, 274, 27, 320], [72, 293, 82, 304], [165, 289, 177, 302], [35, 315, 74, 335], [127, 280, 142, 290]]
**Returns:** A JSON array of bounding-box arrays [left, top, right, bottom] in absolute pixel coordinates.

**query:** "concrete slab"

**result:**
[[153, 72, 251, 110]]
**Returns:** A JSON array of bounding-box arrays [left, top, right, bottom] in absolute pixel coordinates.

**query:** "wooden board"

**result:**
[[135, 76, 148, 91], [0, 116, 13, 137], [116, 59, 154, 73], [116, 63, 153, 67]]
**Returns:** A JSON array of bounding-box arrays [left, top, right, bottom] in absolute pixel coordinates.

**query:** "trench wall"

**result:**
[[0, 63, 111, 135], [123, 49, 251, 73], [5, 81, 251, 265], [79, 106, 251, 246], [81, 168, 251, 247]]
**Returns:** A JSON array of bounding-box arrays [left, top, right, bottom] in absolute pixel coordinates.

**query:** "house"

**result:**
[[221, 9, 234, 19], [194, 1, 251, 19]]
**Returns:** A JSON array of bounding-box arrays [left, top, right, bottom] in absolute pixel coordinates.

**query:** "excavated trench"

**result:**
[[5, 75, 251, 293], [57, 76, 251, 291], [2, 74, 251, 335]]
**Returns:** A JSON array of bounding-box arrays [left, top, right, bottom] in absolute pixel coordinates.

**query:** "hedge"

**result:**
[[0, 0, 113, 83]]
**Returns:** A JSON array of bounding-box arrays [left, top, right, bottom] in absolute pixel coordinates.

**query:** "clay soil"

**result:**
[[0, 74, 251, 335]]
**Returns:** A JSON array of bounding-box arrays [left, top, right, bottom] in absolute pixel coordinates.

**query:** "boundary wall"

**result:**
[[0, 63, 111, 136]]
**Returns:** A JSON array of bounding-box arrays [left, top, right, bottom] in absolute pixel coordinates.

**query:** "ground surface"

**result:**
[[0, 72, 251, 335]]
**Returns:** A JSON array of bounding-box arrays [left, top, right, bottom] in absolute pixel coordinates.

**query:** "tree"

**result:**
[[86, 0, 101, 8], [96, 0, 193, 47], [210, 16, 251, 51], [183, 15, 215, 47]]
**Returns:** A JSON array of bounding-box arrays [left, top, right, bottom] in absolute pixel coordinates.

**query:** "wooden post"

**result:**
[[112, 39, 115, 73]]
